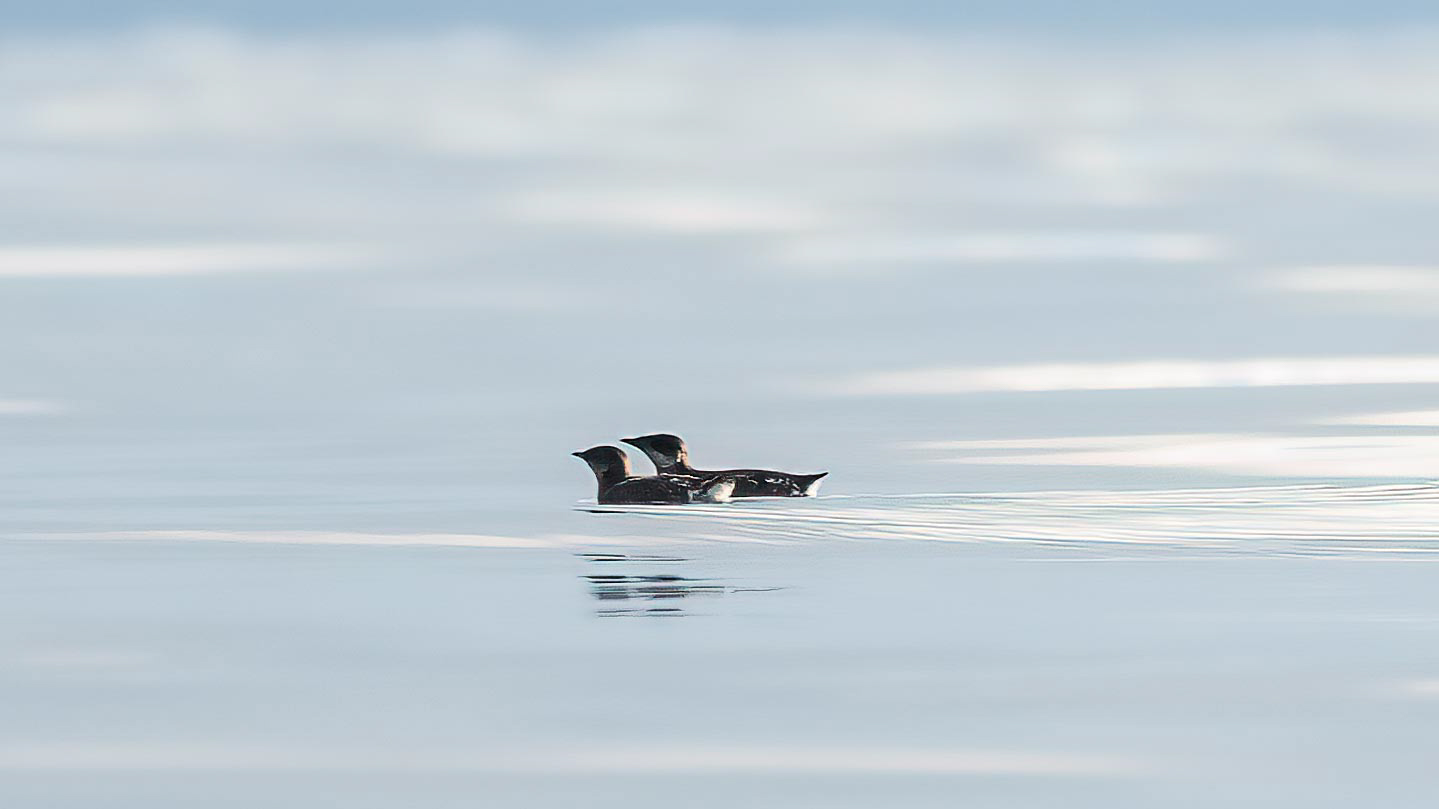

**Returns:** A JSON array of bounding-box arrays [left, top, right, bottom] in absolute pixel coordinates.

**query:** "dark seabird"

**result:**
[[621, 434, 827, 498], [572, 446, 736, 505]]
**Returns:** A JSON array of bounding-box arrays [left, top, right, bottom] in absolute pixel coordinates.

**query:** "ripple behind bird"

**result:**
[[572, 433, 827, 505]]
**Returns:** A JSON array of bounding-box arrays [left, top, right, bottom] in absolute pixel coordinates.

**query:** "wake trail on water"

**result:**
[[588, 482, 1439, 557]]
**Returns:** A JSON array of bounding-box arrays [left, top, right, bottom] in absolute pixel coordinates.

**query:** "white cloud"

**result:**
[[0, 244, 371, 278], [1321, 409, 1439, 426], [29, 530, 557, 548], [1266, 266, 1439, 295], [506, 189, 826, 233], [6, 27, 1439, 255], [0, 398, 67, 414], [827, 356, 1439, 396], [1392, 679, 1439, 698], [775, 231, 1225, 265], [0, 742, 1137, 775], [539, 747, 1137, 775], [922, 433, 1439, 478], [368, 282, 607, 312], [24, 530, 693, 549]]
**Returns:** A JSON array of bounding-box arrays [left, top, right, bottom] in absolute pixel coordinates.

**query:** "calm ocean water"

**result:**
[[7, 394, 1439, 808], [5, 256, 1439, 807]]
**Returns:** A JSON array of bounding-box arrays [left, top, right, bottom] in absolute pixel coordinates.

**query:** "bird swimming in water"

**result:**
[[621, 434, 827, 497], [572, 445, 736, 505]]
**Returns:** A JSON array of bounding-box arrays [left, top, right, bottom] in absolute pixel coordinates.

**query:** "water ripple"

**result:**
[[586, 483, 1439, 557]]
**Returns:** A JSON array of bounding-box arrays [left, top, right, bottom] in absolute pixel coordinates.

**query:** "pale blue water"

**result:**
[[7, 532, 1439, 808], [5, 260, 1439, 807]]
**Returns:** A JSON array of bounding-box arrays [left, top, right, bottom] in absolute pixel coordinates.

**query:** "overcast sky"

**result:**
[[11, 0, 1439, 31]]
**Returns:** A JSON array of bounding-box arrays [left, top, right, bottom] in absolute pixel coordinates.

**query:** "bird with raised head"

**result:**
[[572, 445, 736, 505], [621, 434, 827, 498]]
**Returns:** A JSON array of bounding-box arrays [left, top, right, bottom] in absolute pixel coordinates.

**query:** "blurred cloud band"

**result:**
[[0, 399, 66, 415], [7, 26, 1439, 257], [0, 742, 1136, 775], [1267, 266, 1439, 295], [1322, 409, 1439, 426], [775, 231, 1225, 265], [830, 357, 1439, 395], [924, 433, 1439, 478], [0, 244, 371, 277]]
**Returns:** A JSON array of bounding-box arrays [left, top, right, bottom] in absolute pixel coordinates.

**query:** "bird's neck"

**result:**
[[594, 465, 629, 494], [671, 449, 695, 474]]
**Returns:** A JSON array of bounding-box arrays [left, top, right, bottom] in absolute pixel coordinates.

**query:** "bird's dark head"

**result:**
[[620, 433, 688, 471], [571, 445, 631, 478]]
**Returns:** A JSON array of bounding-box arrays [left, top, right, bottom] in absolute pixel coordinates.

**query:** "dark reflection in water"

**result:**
[[578, 553, 782, 617], [579, 552, 689, 563]]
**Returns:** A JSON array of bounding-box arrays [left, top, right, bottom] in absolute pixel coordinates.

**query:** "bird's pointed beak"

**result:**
[[571, 451, 584, 458], [620, 437, 639, 446]]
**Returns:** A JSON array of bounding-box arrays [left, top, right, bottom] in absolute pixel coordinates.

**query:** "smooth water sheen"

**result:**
[[7, 528, 1439, 809]]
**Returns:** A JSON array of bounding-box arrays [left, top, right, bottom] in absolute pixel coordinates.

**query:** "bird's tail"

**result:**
[[797, 472, 828, 496]]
